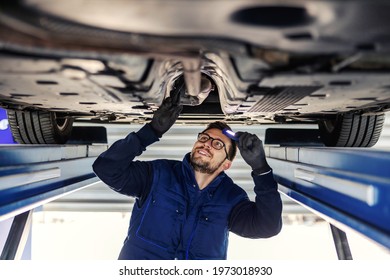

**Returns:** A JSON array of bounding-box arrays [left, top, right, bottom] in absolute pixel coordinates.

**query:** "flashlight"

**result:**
[[222, 128, 240, 141]]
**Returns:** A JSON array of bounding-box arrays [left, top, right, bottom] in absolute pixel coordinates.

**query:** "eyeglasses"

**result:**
[[197, 133, 229, 159]]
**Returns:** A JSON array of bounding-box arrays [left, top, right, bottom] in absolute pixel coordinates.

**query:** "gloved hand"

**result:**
[[150, 97, 183, 138], [236, 132, 271, 175]]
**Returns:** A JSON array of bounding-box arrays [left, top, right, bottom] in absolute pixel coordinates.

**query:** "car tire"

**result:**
[[318, 113, 385, 147], [7, 109, 74, 144]]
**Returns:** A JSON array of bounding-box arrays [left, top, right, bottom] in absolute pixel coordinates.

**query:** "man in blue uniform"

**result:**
[[93, 97, 282, 260]]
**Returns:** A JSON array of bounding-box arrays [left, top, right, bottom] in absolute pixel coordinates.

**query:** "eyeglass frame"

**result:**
[[197, 132, 230, 160]]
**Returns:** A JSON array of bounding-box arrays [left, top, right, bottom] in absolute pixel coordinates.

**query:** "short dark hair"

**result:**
[[201, 121, 237, 160]]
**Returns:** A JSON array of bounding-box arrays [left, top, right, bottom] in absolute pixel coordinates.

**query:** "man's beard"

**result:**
[[190, 152, 224, 174]]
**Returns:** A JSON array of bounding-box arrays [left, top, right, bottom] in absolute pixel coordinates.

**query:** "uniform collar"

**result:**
[[182, 152, 226, 193]]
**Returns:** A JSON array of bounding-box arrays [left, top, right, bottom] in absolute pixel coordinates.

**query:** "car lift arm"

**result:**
[[0, 144, 106, 259], [265, 145, 390, 257]]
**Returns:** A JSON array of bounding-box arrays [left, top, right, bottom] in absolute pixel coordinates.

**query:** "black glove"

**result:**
[[236, 132, 271, 175], [150, 97, 183, 138]]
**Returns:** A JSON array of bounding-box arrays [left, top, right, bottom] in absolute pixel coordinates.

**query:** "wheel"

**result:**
[[318, 113, 385, 147], [7, 109, 74, 144]]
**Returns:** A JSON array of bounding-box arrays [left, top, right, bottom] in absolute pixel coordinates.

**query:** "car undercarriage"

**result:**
[[0, 0, 389, 146]]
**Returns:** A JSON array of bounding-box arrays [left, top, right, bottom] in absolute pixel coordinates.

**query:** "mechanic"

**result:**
[[92, 97, 282, 260]]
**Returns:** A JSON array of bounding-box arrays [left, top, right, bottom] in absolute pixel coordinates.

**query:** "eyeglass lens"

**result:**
[[198, 133, 224, 150]]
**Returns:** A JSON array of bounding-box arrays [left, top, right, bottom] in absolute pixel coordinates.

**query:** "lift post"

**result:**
[[0, 210, 33, 260]]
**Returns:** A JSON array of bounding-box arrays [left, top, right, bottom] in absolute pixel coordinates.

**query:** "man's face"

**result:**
[[190, 128, 232, 174]]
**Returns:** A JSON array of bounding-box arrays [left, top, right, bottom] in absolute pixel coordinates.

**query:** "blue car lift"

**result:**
[[0, 133, 389, 260], [265, 145, 390, 259], [0, 143, 107, 260]]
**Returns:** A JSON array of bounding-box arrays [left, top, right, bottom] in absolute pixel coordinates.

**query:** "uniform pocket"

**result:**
[[191, 205, 229, 259], [136, 191, 184, 249]]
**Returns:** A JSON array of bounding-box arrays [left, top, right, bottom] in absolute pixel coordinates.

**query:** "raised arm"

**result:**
[[93, 96, 182, 199], [228, 132, 282, 238], [92, 123, 158, 198]]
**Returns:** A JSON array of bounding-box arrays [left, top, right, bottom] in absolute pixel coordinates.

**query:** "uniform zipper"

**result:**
[[185, 189, 204, 259], [185, 215, 199, 259]]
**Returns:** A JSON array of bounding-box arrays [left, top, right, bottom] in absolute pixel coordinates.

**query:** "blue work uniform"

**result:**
[[92, 124, 282, 259]]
